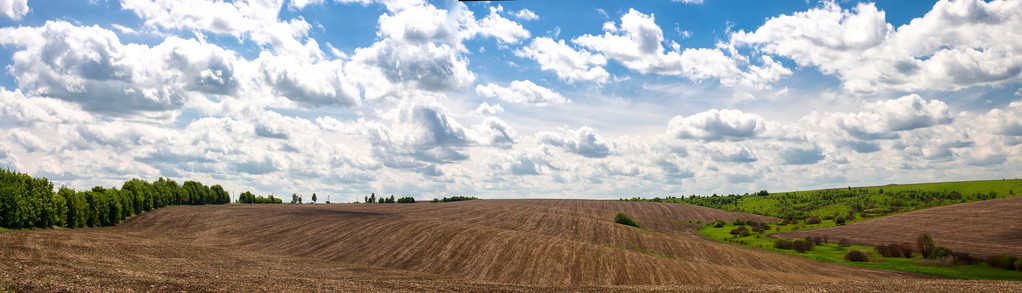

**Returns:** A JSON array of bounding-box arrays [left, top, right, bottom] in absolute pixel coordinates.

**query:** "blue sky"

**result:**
[[0, 0, 1020, 201]]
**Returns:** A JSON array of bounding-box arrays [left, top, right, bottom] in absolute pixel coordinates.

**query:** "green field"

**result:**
[[627, 179, 1022, 221], [693, 221, 1022, 280]]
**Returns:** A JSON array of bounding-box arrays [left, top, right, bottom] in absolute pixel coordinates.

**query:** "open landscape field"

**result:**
[[774, 196, 1022, 258], [4, 199, 1022, 291]]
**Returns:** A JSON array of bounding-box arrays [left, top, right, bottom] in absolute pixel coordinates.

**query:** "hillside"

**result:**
[[0, 199, 981, 291], [773, 196, 1022, 258], [672, 179, 1022, 220]]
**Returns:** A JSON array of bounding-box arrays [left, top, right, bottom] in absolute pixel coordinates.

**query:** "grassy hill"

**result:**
[[659, 179, 1022, 221]]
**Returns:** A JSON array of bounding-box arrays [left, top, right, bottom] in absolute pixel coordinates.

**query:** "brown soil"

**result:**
[[2, 199, 1019, 292], [774, 196, 1022, 258]]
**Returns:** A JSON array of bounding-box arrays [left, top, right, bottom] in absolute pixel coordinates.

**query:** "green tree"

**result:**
[[917, 233, 935, 259], [312, 193, 317, 203], [291, 193, 299, 204]]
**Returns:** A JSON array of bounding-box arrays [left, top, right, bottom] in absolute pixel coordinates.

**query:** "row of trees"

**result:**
[[238, 191, 281, 204], [0, 169, 230, 229], [430, 196, 480, 203]]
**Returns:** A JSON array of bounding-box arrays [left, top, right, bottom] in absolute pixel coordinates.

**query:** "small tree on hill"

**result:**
[[312, 193, 317, 203], [614, 212, 639, 227], [917, 233, 935, 259], [792, 238, 814, 253]]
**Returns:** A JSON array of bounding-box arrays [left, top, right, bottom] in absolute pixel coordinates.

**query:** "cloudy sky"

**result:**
[[0, 0, 1020, 201]]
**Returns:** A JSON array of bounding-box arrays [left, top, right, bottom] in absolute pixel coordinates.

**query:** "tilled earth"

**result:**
[[2, 200, 1020, 292]]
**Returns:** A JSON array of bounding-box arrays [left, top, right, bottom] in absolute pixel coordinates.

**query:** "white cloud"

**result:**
[[807, 94, 952, 140], [257, 51, 361, 107], [512, 9, 539, 21], [667, 109, 769, 141], [473, 102, 504, 116], [0, 21, 243, 119], [539, 126, 612, 158], [673, 0, 704, 4], [0, 0, 28, 20], [573, 9, 788, 88], [472, 6, 530, 44], [731, 0, 1022, 93], [515, 37, 610, 83], [475, 80, 569, 106]]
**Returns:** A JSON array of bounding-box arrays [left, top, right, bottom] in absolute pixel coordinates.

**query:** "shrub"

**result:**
[[614, 212, 639, 227], [811, 236, 824, 245], [953, 251, 974, 265], [712, 220, 726, 228], [838, 238, 850, 247], [791, 238, 814, 253], [397, 196, 415, 203], [834, 217, 846, 225], [917, 233, 935, 259], [773, 238, 792, 249], [1016, 260, 1022, 272], [930, 246, 953, 260], [845, 250, 868, 262], [984, 255, 1019, 270], [739, 230, 751, 237], [730, 226, 748, 235], [807, 216, 821, 225], [732, 218, 745, 226]]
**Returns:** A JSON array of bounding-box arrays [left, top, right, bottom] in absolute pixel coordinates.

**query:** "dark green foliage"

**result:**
[[237, 191, 281, 204], [953, 252, 974, 264], [729, 226, 748, 235], [791, 238, 814, 253], [985, 255, 1019, 270], [844, 250, 868, 262], [773, 238, 791, 249], [712, 219, 725, 228], [917, 233, 935, 259], [311, 193, 317, 203], [613, 212, 639, 227], [930, 246, 953, 260], [1, 169, 231, 230], [739, 229, 751, 237], [806, 216, 821, 224], [834, 217, 846, 225], [397, 196, 415, 203], [757, 190, 769, 196], [432, 196, 480, 203], [430, 198, 440, 203], [732, 218, 745, 225], [876, 243, 914, 258], [387, 195, 395, 203]]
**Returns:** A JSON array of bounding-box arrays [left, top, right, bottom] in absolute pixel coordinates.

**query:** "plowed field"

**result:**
[[2, 199, 1019, 291], [774, 196, 1022, 258]]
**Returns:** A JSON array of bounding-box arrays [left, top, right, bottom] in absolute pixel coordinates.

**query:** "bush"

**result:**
[[732, 218, 745, 226], [614, 212, 639, 227], [730, 226, 748, 235], [930, 246, 953, 260], [712, 219, 726, 228], [838, 238, 850, 247], [739, 229, 751, 237], [811, 236, 824, 245], [791, 238, 814, 253], [845, 250, 868, 262], [807, 216, 821, 224], [917, 233, 935, 259], [953, 251, 974, 264], [984, 255, 1019, 270], [834, 217, 845, 225], [397, 196, 415, 203], [773, 238, 792, 249]]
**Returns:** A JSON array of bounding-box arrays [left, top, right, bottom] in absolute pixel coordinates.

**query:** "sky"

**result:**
[[0, 0, 1020, 201]]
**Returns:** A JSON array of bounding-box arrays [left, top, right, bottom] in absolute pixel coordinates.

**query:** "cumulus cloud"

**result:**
[[0, 21, 243, 118], [475, 80, 569, 106], [539, 126, 612, 158], [668, 109, 768, 141], [257, 52, 361, 107], [473, 102, 504, 116], [808, 94, 952, 140], [572, 9, 789, 88], [0, 0, 27, 20], [779, 145, 825, 165], [515, 37, 610, 83], [731, 0, 1022, 92], [512, 9, 539, 21]]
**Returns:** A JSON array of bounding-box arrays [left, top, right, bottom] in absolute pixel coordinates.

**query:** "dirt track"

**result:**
[[774, 196, 1022, 258], [2, 199, 1020, 291]]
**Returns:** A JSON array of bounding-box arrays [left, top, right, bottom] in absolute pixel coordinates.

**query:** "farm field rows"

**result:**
[[7, 199, 1013, 291]]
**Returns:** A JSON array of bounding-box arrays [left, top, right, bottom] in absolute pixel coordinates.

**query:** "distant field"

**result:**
[[657, 179, 1022, 221], [775, 196, 1022, 258], [1, 199, 983, 291]]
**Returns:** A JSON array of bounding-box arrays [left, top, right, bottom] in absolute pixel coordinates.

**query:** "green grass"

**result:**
[[634, 179, 1022, 222], [693, 221, 1022, 280]]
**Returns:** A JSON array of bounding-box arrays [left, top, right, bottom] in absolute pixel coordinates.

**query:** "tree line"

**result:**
[[238, 191, 282, 204], [0, 169, 230, 229]]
